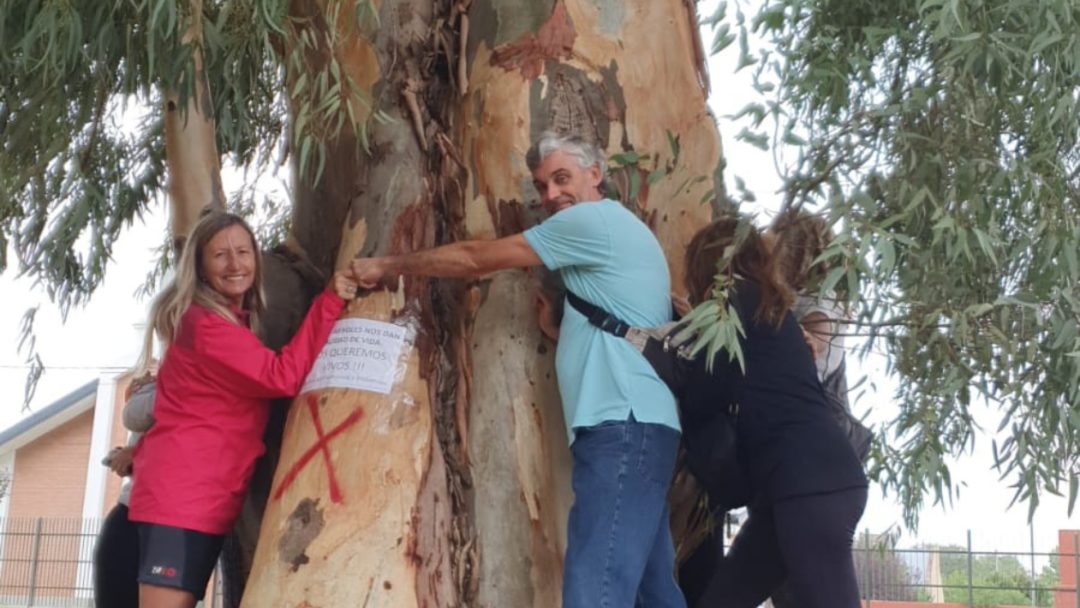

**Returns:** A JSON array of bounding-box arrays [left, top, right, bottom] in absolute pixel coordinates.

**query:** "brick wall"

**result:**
[[1, 410, 95, 598], [863, 603, 1032, 608], [1059, 529, 1080, 608], [7, 410, 94, 520]]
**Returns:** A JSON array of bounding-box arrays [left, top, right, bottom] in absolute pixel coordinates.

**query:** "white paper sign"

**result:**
[[301, 319, 407, 394]]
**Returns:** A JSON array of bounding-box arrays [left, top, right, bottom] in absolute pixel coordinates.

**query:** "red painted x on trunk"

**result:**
[[272, 394, 363, 504]]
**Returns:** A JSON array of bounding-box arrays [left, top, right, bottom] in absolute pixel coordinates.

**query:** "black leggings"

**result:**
[[93, 503, 140, 608], [692, 486, 867, 608]]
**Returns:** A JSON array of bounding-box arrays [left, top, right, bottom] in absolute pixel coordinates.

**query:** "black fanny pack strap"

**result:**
[[565, 290, 632, 337]]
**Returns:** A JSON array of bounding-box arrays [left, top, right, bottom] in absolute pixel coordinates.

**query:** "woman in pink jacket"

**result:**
[[128, 211, 357, 608]]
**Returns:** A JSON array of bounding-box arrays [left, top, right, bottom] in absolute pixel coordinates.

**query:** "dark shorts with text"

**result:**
[[136, 523, 224, 600]]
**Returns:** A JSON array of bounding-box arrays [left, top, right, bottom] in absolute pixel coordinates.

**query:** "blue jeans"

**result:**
[[563, 416, 686, 608]]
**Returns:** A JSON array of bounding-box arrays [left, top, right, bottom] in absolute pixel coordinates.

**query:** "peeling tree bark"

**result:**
[[458, 0, 724, 581], [243, 2, 464, 605], [241, 1, 723, 606]]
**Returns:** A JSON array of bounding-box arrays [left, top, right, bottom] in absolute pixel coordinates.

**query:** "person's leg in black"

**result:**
[[769, 581, 800, 608], [677, 524, 724, 607], [93, 503, 140, 608], [772, 487, 868, 608], [219, 532, 245, 608], [695, 505, 787, 608]]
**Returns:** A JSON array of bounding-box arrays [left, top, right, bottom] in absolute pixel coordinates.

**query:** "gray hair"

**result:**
[[526, 131, 607, 177]]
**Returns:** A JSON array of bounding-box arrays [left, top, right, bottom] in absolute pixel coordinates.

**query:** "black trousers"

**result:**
[[94, 503, 140, 608], [686, 486, 867, 608]]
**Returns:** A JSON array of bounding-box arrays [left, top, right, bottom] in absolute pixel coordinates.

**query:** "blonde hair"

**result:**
[[136, 212, 265, 374]]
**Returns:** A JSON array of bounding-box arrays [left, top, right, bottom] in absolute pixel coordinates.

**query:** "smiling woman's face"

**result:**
[[200, 224, 256, 307]]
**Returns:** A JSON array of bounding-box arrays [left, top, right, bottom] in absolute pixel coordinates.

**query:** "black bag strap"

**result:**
[[565, 290, 632, 337]]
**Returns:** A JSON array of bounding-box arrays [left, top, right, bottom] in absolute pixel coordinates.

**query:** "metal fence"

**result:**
[[855, 529, 1080, 607], [0, 517, 223, 608], [0, 516, 1074, 607]]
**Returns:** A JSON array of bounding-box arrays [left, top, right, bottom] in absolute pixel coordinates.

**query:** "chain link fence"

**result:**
[[0, 516, 1074, 607]]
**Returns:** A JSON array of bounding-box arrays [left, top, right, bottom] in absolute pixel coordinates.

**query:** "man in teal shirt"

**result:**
[[351, 132, 685, 608]]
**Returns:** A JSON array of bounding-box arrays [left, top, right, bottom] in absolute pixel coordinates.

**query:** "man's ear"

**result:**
[[589, 163, 603, 187]]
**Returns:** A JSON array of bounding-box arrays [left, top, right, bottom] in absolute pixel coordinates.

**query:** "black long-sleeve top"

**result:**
[[678, 280, 868, 505]]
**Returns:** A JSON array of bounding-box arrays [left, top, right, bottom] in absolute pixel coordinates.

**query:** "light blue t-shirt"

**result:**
[[523, 199, 680, 443]]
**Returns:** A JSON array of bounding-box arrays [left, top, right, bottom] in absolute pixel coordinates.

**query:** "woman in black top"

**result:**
[[677, 217, 867, 608]]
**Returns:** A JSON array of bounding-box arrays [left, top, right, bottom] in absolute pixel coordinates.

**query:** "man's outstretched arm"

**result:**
[[351, 234, 543, 288]]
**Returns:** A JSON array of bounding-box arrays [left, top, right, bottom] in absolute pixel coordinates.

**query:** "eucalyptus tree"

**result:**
[[1, 0, 723, 605], [705, 0, 1080, 523]]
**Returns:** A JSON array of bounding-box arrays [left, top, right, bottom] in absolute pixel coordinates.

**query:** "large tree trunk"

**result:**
[[242, 1, 723, 605], [243, 2, 463, 605]]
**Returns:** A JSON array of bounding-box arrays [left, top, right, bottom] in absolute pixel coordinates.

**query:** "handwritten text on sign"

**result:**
[[301, 319, 407, 394]]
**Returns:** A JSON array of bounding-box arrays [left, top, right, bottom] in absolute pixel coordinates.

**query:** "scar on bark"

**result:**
[[489, 1, 575, 80], [278, 498, 325, 572]]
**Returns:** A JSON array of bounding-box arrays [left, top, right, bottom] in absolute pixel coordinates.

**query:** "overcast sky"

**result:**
[[0, 1, 1073, 557]]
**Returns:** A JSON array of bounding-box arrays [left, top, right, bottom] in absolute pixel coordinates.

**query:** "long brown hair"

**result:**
[[136, 212, 266, 373], [684, 216, 793, 328], [768, 208, 836, 295]]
